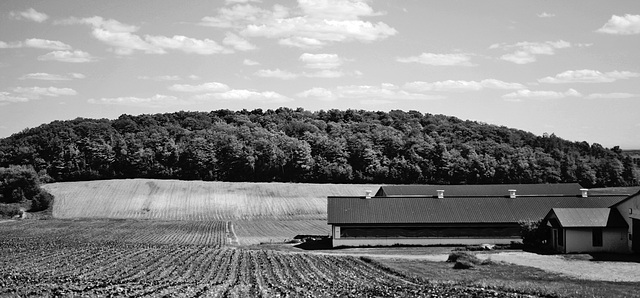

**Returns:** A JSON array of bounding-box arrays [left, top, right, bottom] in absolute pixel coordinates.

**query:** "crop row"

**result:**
[[0, 241, 529, 297], [0, 219, 228, 247]]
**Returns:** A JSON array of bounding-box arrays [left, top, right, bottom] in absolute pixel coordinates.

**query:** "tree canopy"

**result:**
[[0, 108, 637, 187]]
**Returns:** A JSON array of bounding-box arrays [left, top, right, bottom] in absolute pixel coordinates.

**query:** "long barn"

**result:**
[[328, 184, 628, 247]]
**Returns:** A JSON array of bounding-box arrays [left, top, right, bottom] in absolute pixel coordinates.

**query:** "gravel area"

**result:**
[[476, 251, 640, 282]]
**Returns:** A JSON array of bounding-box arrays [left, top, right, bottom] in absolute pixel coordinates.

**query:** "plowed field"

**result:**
[[0, 220, 532, 297]]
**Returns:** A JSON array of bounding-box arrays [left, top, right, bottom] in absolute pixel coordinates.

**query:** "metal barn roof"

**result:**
[[374, 183, 585, 197], [327, 195, 627, 225], [546, 208, 628, 228]]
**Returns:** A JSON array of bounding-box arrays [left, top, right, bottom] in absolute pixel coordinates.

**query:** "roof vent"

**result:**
[[580, 188, 588, 198], [365, 190, 372, 199], [436, 190, 444, 199], [508, 189, 517, 199]]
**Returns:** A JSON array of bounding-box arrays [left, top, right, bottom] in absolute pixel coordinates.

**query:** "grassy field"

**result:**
[[43, 179, 378, 220]]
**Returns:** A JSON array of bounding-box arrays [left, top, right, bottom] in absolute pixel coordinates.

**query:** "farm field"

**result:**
[[233, 219, 330, 245], [4, 180, 638, 297], [0, 219, 533, 297], [43, 179, 377, 220]]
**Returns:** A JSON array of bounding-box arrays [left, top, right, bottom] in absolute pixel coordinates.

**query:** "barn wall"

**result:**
[[332, 237, 520, 247], [614, 194, 639, 252], [564, 228, 628, 253]]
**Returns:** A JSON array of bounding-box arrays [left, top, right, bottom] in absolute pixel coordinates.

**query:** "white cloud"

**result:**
[[195, 89, 293, 103], [24, 39, 72, 50], [296, 87, 335, 101], [304, 70, 345, 78], [585, 93, 639, 99], [537, 12, 555, 18], [12, 86, 77, 100], [0, 92, 29, 104], [20, 72, 85, 81], [200, 4, 279, 29], [37, 50, 96, 63], [254, 69, 299, 80], [169, 82, 230, 93], [0, 39, 72, 50], [145, 35, 228, 55], [222, 32, 256, 51], [299, 53, 343, 69], [539, 69, 640, 83], [226, 0, 262, 4], [88, 94, 184, 107], [244, 18, 397, 48], [490, 40, 571, 64], [298, 84, 443, 102], [137, 75, 181, 81], [298, 0, 383, 20], [404, 79, 525, 92], [202, 0, 396, 48], [397, 53, 475, 66], [502, 88, 581, 101], [596, 14, 640, 35], [243, 59, 260, 65], [278, 36, 325, 48], [62, 16, 230, 55], [10, 8, 48, 23]]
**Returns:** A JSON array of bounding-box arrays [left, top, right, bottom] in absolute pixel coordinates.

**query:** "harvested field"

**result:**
[[43, 179, 377, 220]]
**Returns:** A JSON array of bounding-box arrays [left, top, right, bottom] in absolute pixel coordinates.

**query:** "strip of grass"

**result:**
[[377, 258, 640, 298]]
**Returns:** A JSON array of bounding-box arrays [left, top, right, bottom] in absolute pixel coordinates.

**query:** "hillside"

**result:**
[[43, 179, 378, 220], [2, 108, 638, 187]]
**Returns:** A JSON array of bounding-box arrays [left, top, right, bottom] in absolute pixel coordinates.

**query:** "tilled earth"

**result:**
[[0, 220, 542, 297]]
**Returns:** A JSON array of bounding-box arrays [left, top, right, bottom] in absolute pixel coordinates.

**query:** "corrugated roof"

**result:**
[[549, 208, 628, 228], [327, 195, 626, 225], [375, 183, 584, 197]]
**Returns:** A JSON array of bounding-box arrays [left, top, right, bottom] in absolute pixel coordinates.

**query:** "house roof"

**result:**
[[327, 195, 627, 225], [374, 183, 584, 197], [545, 208, 628, 228]]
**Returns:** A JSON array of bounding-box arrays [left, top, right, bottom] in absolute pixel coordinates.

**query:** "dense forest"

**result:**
[[0, 108, 637, 188]]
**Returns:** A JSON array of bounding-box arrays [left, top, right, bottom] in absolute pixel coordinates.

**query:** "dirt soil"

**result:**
[[475, 251, 640, 282]]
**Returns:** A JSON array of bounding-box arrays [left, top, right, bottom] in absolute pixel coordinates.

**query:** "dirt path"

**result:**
[[476, 252, 640, 282]]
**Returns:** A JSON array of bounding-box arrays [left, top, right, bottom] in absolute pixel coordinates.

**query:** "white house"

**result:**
[[544, 208, 628, 253]]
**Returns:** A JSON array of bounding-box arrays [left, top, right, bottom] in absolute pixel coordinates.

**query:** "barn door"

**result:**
[[633, 219, 640, 254]]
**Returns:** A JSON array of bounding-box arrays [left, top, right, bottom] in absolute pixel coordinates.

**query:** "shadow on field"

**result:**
[[293, 237, 333, 250], [588, 253, 640, 263]]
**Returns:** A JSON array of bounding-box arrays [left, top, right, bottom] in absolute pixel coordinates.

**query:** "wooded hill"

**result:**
[[0, 108, 637, 187]]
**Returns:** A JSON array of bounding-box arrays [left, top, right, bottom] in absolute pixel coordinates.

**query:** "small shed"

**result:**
[[544, 208, 628, 253]]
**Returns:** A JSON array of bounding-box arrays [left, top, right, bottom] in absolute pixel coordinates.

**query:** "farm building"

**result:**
[[543, 208, 629, 253], [327, 184, 629, 248], [610, 190, 640, 253]]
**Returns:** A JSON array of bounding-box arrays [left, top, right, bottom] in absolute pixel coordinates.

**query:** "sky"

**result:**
[[1, 0, 639, 149]]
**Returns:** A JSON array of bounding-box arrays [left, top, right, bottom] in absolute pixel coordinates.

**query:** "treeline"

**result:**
[[0, 108, 637, 187], [0, 166, 54, 217]]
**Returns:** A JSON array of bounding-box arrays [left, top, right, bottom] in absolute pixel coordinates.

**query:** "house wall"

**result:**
[[614, 194, 640, 252], [564, 228, 628, 253]]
